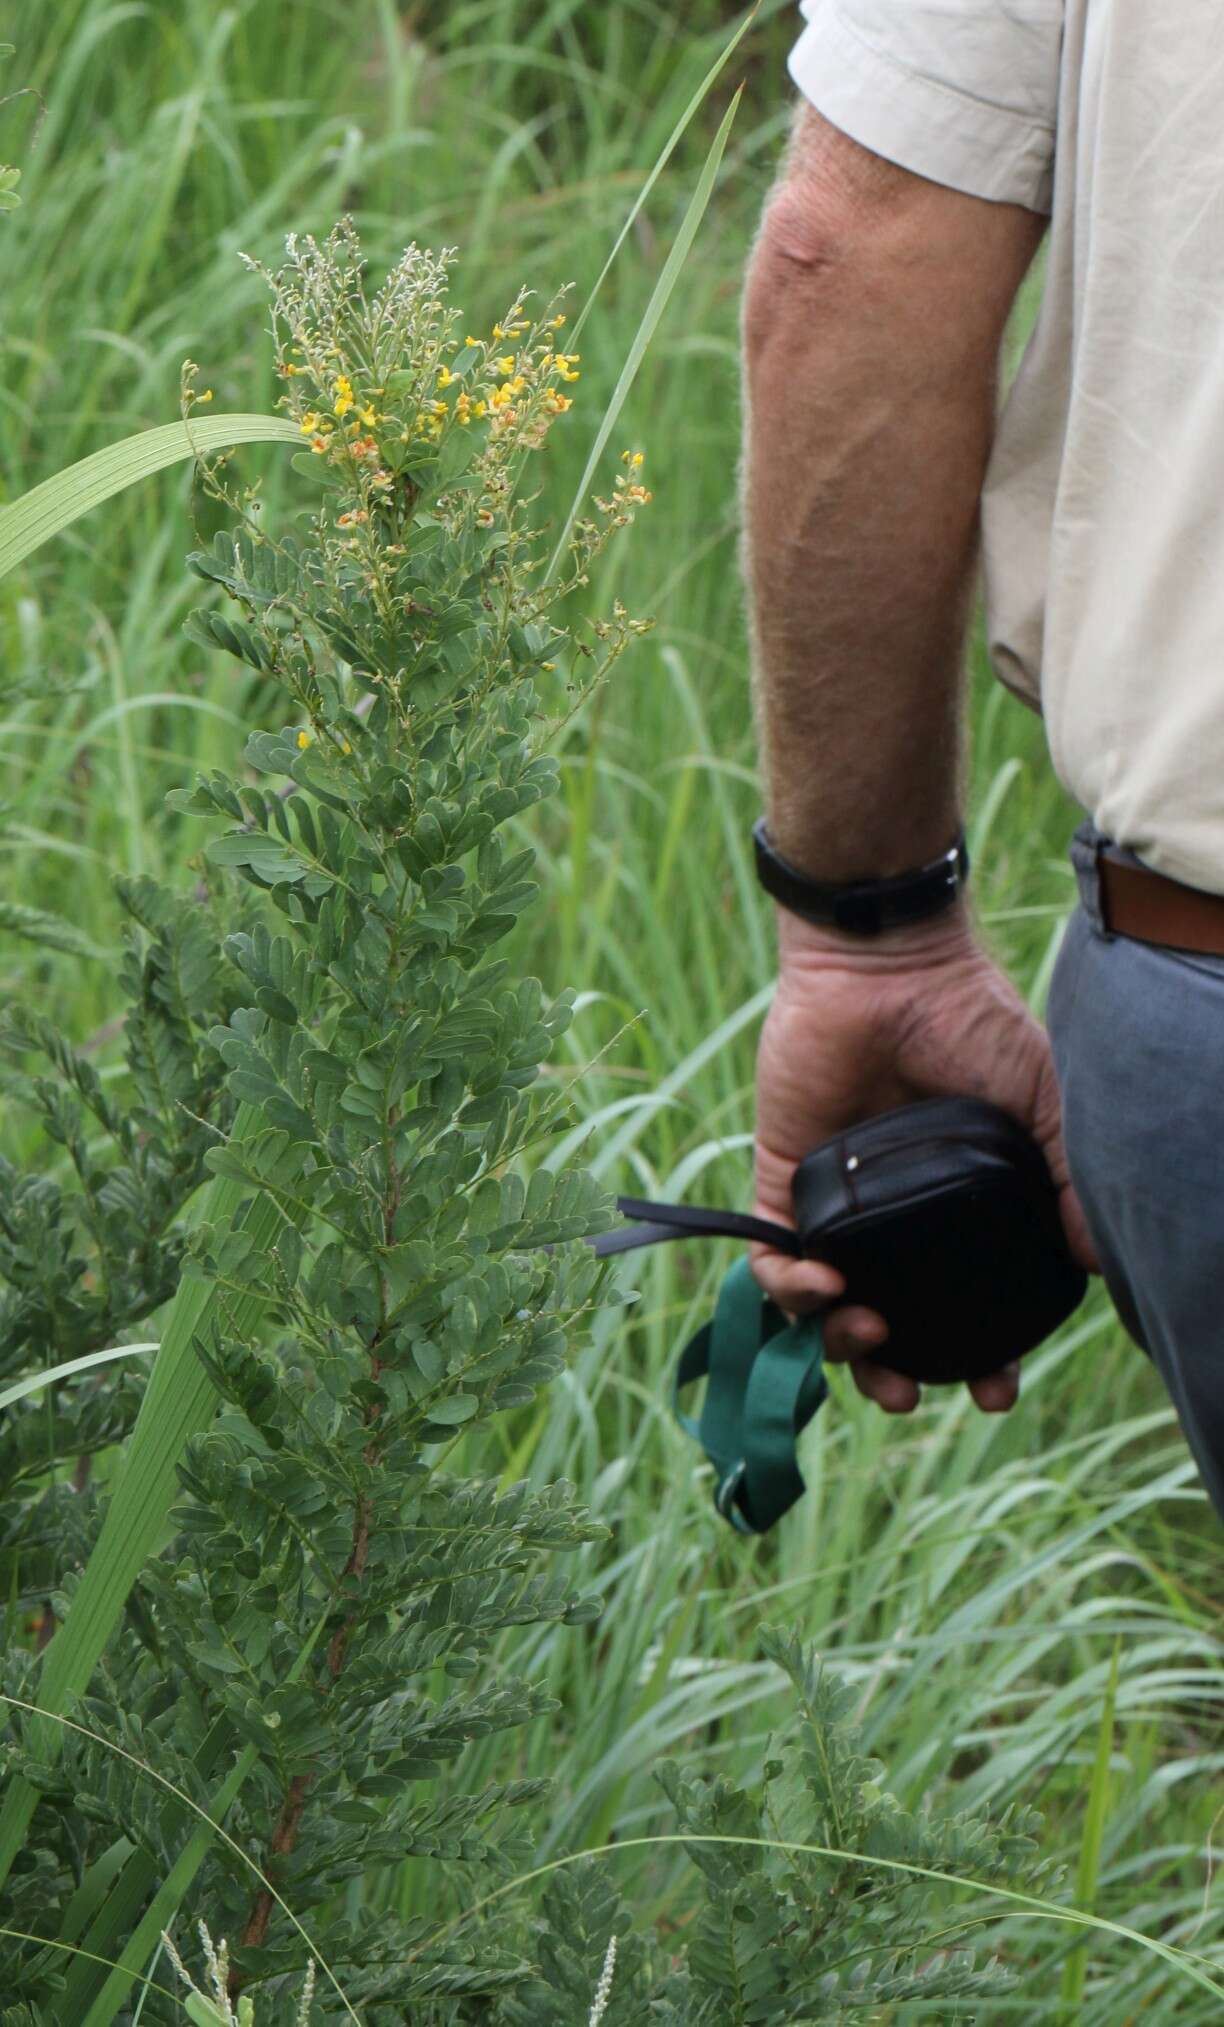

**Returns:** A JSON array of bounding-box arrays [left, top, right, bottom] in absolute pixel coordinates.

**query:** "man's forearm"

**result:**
[[740, 116, 1046, 885]]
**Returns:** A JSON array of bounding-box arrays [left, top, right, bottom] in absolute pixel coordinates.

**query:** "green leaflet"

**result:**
[[0, 415, 299, 583]]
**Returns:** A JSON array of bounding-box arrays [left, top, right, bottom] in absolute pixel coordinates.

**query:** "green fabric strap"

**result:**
[[673, 1255, 828, 1535]]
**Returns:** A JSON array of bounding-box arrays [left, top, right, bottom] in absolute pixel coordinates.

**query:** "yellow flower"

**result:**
[[544, 392, 572, 415], [334, 375, 353, 397], [334, 392, 355, 418], [496, 354, 515, 374], [196, 389, 213, 403], [310, 434, 330, 454], [299, 410, 321, 433], [549, 313, 567, 329], [464, 335, 480, 348], [359, 403, 378, 425], [492, 323, 505, 339], [297, 730, 312, 749], [437, 366, 455, 389], [471, 399, 487, 419], [431, 400, 448, 416], [541, 660, 556, 670], [559, 368, 580, 383]]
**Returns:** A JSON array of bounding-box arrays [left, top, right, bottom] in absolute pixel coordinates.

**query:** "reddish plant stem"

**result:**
[[232, 1353, 385, 1984], [232, 1094, 397, 1987], [233, 1489, 372, 1968]]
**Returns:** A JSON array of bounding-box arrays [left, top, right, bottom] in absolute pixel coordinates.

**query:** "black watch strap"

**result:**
[[752, 818, 969, 936]]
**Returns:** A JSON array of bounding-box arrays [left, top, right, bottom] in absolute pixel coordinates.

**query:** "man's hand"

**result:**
[[750, 904, 1101, 1415]]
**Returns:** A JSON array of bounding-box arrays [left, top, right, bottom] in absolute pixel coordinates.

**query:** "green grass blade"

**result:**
[[0, 1929, 178, 2009], [565, 4, 761, 356], [588, 981, 774, 1176], [1059, 1636, 1122, 2022], [435, 1830, 1224, 2005], [0, 1100, 282, 1895], [0, 898, 110, 960], [74, 1752, 256, 2023], [546, 85, 744, 583], [58, 1720, 236, 2016], [0, 1342, 158, 1413], [0, 416, 299, 582]]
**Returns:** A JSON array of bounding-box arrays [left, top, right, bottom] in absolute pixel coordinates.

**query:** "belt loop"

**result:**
[[1094, 837, 1113, 936]]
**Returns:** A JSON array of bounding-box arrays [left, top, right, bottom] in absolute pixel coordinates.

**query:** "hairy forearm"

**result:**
[[741, 154, 1041, 885]]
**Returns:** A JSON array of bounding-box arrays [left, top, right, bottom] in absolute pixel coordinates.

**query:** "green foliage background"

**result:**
[[1, 2, 1223, 2020]]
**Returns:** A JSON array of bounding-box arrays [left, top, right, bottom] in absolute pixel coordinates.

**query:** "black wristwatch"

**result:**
[[752, 817, 970, 936]]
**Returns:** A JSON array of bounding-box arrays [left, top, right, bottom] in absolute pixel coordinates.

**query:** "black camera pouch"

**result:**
[[590, 1095, 1088, 1534]]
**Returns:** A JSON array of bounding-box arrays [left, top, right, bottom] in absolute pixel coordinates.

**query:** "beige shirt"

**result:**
[[790, 1, 1224, 896]]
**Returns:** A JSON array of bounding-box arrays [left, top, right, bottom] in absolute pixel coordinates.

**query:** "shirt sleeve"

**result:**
[[788, 0, 1063, 215]]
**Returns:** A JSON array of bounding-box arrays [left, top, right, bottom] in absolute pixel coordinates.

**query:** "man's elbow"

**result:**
[[742, 104, 1047, 379], [741, 120, 923, 368]]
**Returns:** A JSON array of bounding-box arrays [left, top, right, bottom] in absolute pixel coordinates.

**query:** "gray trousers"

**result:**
[[1046, 816, 1224, 1521]]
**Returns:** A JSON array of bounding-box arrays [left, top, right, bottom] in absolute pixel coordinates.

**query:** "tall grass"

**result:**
[[2, 2, 1222, 2017]]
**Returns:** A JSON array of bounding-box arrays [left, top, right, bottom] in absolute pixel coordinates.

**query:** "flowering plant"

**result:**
[[0, 219, 653, 2022]]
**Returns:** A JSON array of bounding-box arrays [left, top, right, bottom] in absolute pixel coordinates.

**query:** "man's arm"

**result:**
[[740, 107, 1097, 1415], [741, 102, 1047, 883]]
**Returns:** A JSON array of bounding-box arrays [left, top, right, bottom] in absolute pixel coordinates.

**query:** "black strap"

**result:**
[[589, 1195, 803, 1259], [753, 816, 969, 936]]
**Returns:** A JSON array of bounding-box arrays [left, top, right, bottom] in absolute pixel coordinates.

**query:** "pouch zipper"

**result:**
[[839, 1127, 1037, 1209], [842, 1129, 1018, 1170]]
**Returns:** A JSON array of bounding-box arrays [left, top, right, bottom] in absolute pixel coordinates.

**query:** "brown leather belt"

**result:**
[[1097, 842, 1224, 957]]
